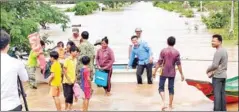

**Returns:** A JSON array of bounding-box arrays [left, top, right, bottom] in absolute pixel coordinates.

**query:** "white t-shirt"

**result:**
[[1, 53, 29, 111]]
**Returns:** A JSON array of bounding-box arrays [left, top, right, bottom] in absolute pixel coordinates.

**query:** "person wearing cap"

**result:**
[[69, 28, 82, 47], [135, 28, 143, 42]]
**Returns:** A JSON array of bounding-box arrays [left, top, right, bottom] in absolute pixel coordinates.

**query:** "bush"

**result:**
[[74, 2, 99, 15], [65, 7, 74, 12], [154, 1, 195, 18], [83, 1, 99, 10], [182, 9, 194, 18], [154, 2, 183, 12], [189, 1, 200, 7], [202, 12, 228, 29]]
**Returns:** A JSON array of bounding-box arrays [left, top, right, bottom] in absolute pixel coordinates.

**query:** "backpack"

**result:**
[[44, 61, 52, 79]]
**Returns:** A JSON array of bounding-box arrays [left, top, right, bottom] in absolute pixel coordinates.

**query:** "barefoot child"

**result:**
[[80, 56, 92, 111], [63, 46, 78, 111], [48, 51, 62, 111]]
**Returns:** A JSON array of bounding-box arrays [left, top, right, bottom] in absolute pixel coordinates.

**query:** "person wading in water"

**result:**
[[128, 28, 144, 69], [153, 36, 184, 111], [96, 37, 115, 96], [127, 35, 153, 84], [206, 34, 228, 111]]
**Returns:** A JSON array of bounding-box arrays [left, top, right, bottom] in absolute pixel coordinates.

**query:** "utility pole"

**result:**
[[200, 1, 203, 12], [229, 0, 234, 39]]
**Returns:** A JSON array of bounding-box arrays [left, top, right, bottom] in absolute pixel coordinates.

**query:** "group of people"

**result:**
[[1, 26, 228, 111], [127, 28, 228, 111], [38, 28, 115, 111]]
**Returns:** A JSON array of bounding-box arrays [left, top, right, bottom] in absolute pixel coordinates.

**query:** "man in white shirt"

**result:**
[[1, 29, 29, 111]]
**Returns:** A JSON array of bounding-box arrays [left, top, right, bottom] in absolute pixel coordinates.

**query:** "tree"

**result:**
[[0, 0, 70, 52], [36, 2, 70, 29], [74, 1, 99, 15]]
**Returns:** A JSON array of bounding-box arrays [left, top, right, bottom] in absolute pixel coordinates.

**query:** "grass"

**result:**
[[153, 2, 194, 18], [208, 29, 238, 47], [103, 8, 124, 12], [65, 7, 74, 12]]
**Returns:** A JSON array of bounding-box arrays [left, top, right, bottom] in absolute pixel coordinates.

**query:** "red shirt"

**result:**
[[158, 46, 181, 77], [96, 47, 115, 70], [83, 67, 91, 88]]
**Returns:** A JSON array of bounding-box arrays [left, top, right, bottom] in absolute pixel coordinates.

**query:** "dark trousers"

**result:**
[[102, 69, 113, 92], [158, 76, 175, 95], [132, 58, 139, 69], [212, 78, 227, 111], [10, 105, 22, 111], [136, 63, 153, 84], [63, 83, 74, 104]]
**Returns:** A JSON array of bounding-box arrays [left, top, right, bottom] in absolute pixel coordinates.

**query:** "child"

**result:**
[[48, 51, 62, 111], [56, 41, 65, 60], [80, 56, 92, 111], [65, 41, 76, 58], [63, 46, 78, 111]]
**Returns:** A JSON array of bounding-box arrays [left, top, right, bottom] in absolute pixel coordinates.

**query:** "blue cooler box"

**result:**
[[94, 70, 108, 87]]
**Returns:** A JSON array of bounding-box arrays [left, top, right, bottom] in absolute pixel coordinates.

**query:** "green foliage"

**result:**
[[189, 1, 200, 7], [203, 1, 231, 12], [36, 2, 70, 29], [182, 9, 194, 18], [0, 1, 70, 52], [65, 7, 74, 12], [103, 1, 114, 8], [102, 1, 131, 11], [153, 1, 194, 18], [202, 12, 228, 29], [74, 1, 99, 15], [202, 1, 238, 41], [153, 1, 183, 12], [84, 1, 99, 11]]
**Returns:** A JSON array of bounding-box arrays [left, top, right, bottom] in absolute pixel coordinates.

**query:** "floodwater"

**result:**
[[24, 1, 238, 111]]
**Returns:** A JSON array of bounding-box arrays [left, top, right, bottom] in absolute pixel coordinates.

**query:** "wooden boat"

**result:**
[[186, 76, 238, 103]]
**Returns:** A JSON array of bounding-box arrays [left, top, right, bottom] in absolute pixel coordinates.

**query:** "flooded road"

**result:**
[[45, 2, 238, 62], [28, 1, 239, 111], [23, 82, 237, 111]]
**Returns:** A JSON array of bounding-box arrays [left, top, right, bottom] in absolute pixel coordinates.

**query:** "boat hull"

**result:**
[[186, 76, 239, 104]]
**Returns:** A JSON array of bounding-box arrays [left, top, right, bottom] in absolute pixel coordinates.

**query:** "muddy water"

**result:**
[[22, 82, 237, 111], [27, 1, 239, 111]]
